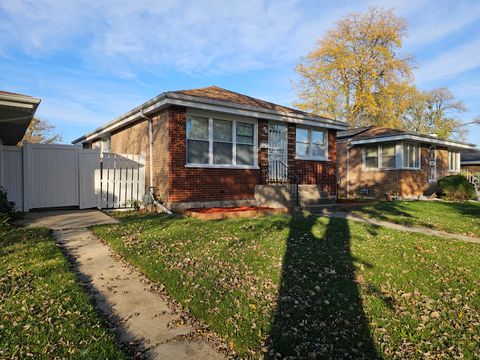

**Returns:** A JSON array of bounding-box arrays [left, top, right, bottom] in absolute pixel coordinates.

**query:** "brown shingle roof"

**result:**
[[170, 86, 329, 119], [347, 127, 409, 140]]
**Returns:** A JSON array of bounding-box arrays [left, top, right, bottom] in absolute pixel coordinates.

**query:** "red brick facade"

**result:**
[[167, 106, 260, 203], [101, 105, 339, 206]]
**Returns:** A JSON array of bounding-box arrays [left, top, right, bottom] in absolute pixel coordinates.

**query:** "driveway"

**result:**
[[25, 210, 225, 360]]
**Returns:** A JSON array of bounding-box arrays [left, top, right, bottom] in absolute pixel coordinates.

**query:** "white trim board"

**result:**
[[73, 92, 348, 144], [350, 134, 474, 149]]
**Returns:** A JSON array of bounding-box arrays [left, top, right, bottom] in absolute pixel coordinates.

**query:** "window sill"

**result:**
[[185, 164, 259, 170], [362, 167, 421, 172], [295, 156, 329, 162]]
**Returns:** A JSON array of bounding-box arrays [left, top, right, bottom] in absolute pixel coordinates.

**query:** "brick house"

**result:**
[[337, 127, 476, 199], [461, 148, 480, 172], [72, 86, 348, 211]]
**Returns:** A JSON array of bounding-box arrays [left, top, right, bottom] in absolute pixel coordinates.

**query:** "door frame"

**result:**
[[268, 121, 288, 180], [428, 145, 437, 182]]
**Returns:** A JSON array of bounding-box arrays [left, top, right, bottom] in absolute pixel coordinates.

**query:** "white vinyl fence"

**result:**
[[0, 143, 145, 211], [98, 153, 146, 209]]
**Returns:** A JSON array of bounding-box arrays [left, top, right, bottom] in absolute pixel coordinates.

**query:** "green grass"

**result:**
[[348, 200, 480, 237], [93, 213, 480, 359], [0, 220, 125, 359]]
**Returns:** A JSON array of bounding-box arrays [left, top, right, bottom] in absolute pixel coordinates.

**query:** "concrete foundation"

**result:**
[[167, 199, 256, 213], [255, 184, 336, 208]]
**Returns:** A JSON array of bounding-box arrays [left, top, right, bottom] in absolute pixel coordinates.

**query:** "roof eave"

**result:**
[[72, 92, 348, 144], [350, 134, 475, 149]]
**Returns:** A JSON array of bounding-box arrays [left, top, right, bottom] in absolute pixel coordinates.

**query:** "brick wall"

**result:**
[[106, 110, 170, 201], [462, 164, 480, 172], [337, 141, 455, 198], [167, 106, 260, 203], [97, 106, 340, 205], [286, 125, 338, 193]]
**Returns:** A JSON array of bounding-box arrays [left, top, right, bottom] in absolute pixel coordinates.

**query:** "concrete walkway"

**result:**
[[26, 210, 224, 360], [318, 210, 480, 244]]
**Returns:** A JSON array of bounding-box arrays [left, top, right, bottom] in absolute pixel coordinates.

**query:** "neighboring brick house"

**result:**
[[461, 148, 480, 173], [72, 86, 348, 211], [337, 127, 476, 199]]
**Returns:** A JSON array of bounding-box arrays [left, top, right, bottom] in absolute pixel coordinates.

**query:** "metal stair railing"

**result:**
[[261, 160, 300, 207]]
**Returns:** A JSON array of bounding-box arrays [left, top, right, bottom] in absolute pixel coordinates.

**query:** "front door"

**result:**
[[268, 122, 288, 181], [428, 145, 436, 182]]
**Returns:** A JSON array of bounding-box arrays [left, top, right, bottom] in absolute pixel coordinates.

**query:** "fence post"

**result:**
[[22, 142, 30, 212], [95, 152, 102, 209]]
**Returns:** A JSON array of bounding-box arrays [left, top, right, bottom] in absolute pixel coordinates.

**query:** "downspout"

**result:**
[[346, 142, 351, 198], [140, 110, 172, 214]]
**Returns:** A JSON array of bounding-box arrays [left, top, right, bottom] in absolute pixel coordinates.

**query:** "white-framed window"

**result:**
[[101, 135, 111, 153], [364, 144, 379, 168], [381, 143, 396, 168], [364, 142, 422, 170], [403, 143, 420, 169], [448, 150, 460, 172], [186, 114, 257, 168], [295, 127, 327, 160], [364, 143, 397, 169], [235, 122, 255, 165]]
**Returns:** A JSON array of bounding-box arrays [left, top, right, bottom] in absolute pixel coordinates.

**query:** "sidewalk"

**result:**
[[319, 210, 480, 244], [26, 210, 225, 360]]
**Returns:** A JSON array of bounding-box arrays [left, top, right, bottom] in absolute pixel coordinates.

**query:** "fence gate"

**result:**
[[97, 153, 146, 209], [0, 143, 145, 211], [25, 143, 80, 210]]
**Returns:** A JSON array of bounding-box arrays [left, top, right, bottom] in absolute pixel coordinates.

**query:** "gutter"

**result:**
[[350, 134, 475, 149]]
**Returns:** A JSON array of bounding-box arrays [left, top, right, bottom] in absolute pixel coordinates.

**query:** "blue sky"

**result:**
[[1, 0, 479, 145]]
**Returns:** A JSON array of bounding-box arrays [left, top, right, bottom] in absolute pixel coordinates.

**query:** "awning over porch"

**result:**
[[0, 90, 41, 145]]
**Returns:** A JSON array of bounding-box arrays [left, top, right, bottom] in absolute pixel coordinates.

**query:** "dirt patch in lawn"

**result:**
[[185, 206, 289, 220]]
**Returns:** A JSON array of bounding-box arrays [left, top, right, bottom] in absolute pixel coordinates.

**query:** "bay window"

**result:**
[[364, 142, 423, 170], [296, 127, 327, 159], [186, 114, 256, 167], [403, 143, 420, 169], [448, 150, 460, 172]]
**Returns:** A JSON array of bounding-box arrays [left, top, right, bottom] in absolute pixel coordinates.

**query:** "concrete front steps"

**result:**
[[254, 184, 336, 209]]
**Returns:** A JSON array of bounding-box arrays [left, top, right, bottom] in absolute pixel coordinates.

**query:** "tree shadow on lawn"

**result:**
[[266, 214, 380, 359], [439, 201, 480, 218], [350, 200, 436, 229]]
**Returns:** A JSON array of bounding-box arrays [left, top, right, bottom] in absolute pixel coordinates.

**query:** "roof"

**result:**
[[173, 86, 321, 118], [72, 86, 348, 144], [0, 90, 41, 145], [337, 126, 373, 139], [461, 148, 480, 164], [338, 126, 475, 150]]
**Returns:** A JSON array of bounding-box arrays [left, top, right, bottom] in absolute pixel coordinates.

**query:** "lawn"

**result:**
[[347, 200, 480, 237], [0, 218, 124, 359], [93, 213, 480, 359]]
